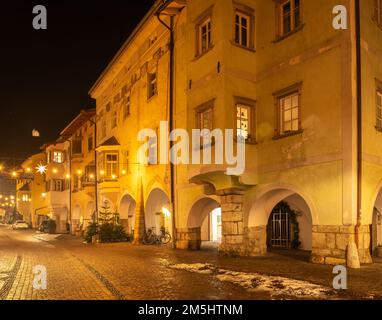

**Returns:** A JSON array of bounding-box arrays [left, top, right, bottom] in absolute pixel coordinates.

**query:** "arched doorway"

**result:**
[[249, 186, 313, 258], [145, 188, 170, 236], [119, 194, 136, 235], [371, 187, 382, 256], [187, 197, 221, 250]]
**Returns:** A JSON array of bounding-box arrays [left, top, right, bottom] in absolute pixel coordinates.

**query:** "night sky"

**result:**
[[0, 0, 155, 163]]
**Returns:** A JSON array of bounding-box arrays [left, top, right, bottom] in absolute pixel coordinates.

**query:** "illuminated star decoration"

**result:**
[[36, 163, 47, 175]]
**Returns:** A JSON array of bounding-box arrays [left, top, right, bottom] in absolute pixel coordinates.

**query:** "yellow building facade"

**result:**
[[19, 0, 382, 266]]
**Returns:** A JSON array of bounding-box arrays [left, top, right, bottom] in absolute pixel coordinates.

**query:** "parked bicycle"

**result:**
[[143, 227, 172, 245]]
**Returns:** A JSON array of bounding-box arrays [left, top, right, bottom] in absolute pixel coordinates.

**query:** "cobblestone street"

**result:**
[[1, 224, 382, 300]]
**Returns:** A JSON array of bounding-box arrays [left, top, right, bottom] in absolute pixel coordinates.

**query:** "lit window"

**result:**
[[377, 90, 382, 130], [106, 154, 118, 178], [237, 104, 253, 140], [148, 71, 157, 99], [235, 12, 251, 47], [53, 151, 64, 164], [374, 0, 382, 27], [22, 194, 30, 202], [198, 17, 212, 55], [278, 0, 302, 37], [198, 108, 213, 131], [279, 92, 300, 135]]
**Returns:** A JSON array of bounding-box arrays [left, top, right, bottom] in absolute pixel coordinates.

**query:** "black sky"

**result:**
[[0, 0, 155, 163]]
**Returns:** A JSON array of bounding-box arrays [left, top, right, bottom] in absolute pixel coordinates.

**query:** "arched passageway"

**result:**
[[145, 188, 171, 236], [119, 194, 136, 235], [187, 197, 221, 250], [248, 187, 313, 257]]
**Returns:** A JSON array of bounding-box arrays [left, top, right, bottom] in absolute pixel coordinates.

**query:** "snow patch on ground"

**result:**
[[168, 263, 337, 299]]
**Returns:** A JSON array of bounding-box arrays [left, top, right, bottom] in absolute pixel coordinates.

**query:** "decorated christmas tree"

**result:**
[[98, 202, 114, 225]]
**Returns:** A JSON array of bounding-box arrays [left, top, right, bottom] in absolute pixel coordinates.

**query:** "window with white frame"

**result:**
[[53, 151, 64, 164], [279, 92, 300, 135], [198, 107, 213, 131], [377, 90, 382, 130], [198, 17, 212, 55], [148, 71, 157, 99], [278, 0, 302, 37], [235, 11, 251, 47], [374, 0, 382, 27], [52, 179, 64, 192], [106, 154, 118, 178], [236, 104, 254, 140]]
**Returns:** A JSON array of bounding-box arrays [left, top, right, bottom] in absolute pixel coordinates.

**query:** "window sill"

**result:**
[[273, 130, 304, 140], [273, 24, 305, 44], [193, 45, 214, 61], [230, 41, 256, 53]]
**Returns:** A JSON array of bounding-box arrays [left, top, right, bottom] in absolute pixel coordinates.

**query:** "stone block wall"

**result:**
[[219, 195, 245, 255], [311, 225, 372, 265]]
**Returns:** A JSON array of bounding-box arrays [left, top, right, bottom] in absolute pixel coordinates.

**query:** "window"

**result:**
[[123, 95, 131, 119], [53, 151, 64, 164], [106, 154, 118, 178], [236, 103, 255, 141], [279, 92, 300, 135], [73, 175, 79, 192], [198, 107, 213, 131], [111, 109, 117, 128], [52, 180, 64, 192], [72, 138, 82, 155], [277, 0, 302, 37], [235, 11, 251, 48], [377, 89, 382, 130], [88, 136, 94, 152], [148, 71, 157, 99], [198, 17, 212, 55], [22, 194, 30, 202], [374, 0, 382, 27]]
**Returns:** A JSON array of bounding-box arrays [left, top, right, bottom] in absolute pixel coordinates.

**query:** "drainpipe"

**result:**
[[156, 4, 177, 249], [355, 0, 362, 249], [94, 119, 99, 223]]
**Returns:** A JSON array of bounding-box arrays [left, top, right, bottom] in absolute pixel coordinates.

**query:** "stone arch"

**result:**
[[370, 181, 382, 255], [187, 196, 221, 228], [188, 196, 221, 247], [119, 193, 136, 234], [248, 184, 314, 252], [145, 188, 170, 235]]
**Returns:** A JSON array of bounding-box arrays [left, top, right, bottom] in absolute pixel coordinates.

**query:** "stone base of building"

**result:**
[[311, 225, 373, 265], [176, 228, 201, 250]]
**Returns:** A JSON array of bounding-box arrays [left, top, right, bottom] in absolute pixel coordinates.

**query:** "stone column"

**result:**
[[133, 181, 146, 244], [219, 194, 245, 255]]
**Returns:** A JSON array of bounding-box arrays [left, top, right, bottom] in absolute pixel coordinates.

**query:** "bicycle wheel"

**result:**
[[161, 232, 172, 244]]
